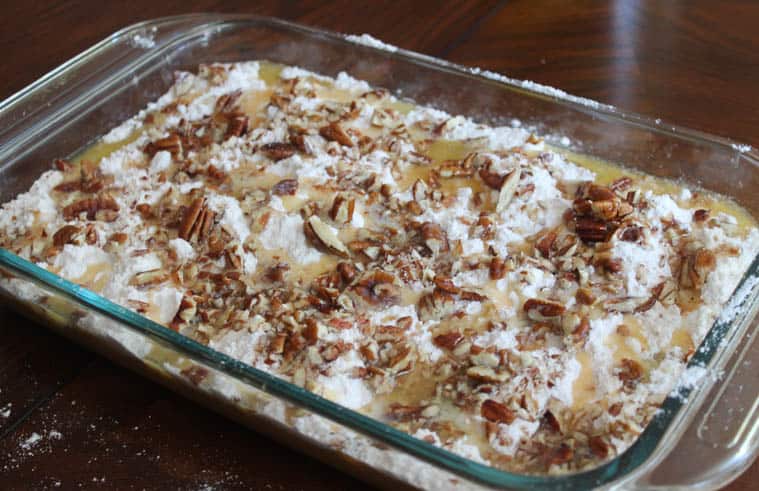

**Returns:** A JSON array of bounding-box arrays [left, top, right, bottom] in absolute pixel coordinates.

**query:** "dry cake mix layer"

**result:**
[[1, 61, 757, 474]]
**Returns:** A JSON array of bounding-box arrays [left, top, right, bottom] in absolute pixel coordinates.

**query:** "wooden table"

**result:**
[[2, 1, 758, 489]]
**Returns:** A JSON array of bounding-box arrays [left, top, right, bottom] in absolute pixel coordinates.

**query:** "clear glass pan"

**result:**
[[1, 14, 759, 490]]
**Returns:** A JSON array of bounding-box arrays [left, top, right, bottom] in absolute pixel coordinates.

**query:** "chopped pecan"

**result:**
[[329, 195, 355, 224], [609, 176, 633, 192], [496, 170, 520, 213], [681, 247, 716, 289], [481, 399, 515, 424], [619, 225, 642, 242], [337, 262, 357, 283], [53, 225, 81, 247], [420, 222, 448, 255], [388, 403, 424, 422], [130, 269, 167, 287], [319, 121, 353, 147], [145, 133, 182, 157], [634, 282, 665, 313], [618, 358, 643, 388], [225, 115, 249, 138], [576, 287, 596, 305], [180, 366, 209, 386], [489, 256, 507, 280], [438, 155, 475, 178], [352, 271, 400, 307], [542, 410, 561, 433], [549, 443, 574, 465], [178, 197, 206, 241], [589, 436, 609, 459], [693, 209, 710, 222], [261, 142, 297, 161], [215, 90, 242, 114], [304, 215, 350, 258], [523, 298, 565, 318], [433, 331, 463, 350], [303, 319, 321, 345], [272, 178, 298, 196], [478, 165, 506, 190], [434, 275, 460, 294], [266, 263, 290, 282], [535, 230, 557, 258]]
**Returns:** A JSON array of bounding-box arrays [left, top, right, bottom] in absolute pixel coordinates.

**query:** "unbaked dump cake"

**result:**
[[0, 61, 756, 474]]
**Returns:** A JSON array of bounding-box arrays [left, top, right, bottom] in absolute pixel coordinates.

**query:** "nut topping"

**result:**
[[523, 298, 565, 319], [272, 179, 298, 196], [305, 215, 350, 258], [329, 195, 356, 224], [481, 399, 515, 424], [496, 170, 520, 213], [319, 121, 353, 147], [261, 142, 297, 161]]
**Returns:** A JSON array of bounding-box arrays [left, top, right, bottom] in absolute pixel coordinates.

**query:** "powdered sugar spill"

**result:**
[[345, 33, 399, 52]]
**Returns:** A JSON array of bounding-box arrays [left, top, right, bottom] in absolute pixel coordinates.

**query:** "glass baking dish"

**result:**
[[1, 14, 759, 490]]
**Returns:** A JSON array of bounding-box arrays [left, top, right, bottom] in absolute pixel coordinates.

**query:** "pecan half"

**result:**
[[351, 271, 400, 307], [62, 194, 119, 221]]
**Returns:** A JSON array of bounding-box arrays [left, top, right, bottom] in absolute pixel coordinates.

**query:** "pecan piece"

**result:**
[[145, 134, 182, 157], [481, 399, 515, 424], [575, 217, 611, 243], [434, 275, 460, 294], [589, 436, 609, 459], [261, 142, 297, 161], [272, 178, 298, 196], [319, 121, 353, 147], [53, 225, 81, 247], [130, 269, 167, 287], [523, 298, 565, 319], [693, 209, 710, 222], [478, 165, 506, 190], [489, 257, 507, 280], [549, 443, 574, 466], [420, 221, 448, 255], [433, 331, 463, 350], [495, 170, 520, 213], [225, 115, 249, 138], [535, 230, 557, 258], [62, 194, 119, 221], [304, 215, 350, 258], [178, 197, 206, 241], [337, 262, 357, 283], [352, 271, 400, 307], [618, 358, 643, 388], [329, 195, 355, 224]]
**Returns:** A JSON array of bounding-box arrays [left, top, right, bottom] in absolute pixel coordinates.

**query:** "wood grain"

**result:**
[[1, 1, 757, 489]]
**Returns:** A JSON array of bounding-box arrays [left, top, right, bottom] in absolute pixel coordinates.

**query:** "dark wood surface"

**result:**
[[1, 1, 758, 489]]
